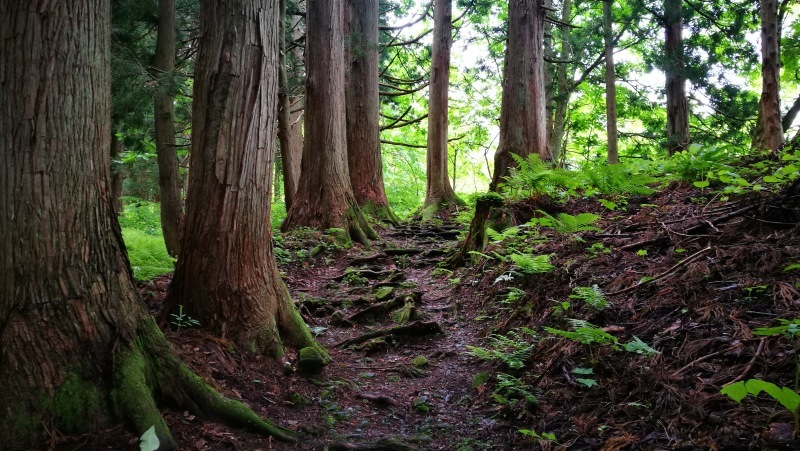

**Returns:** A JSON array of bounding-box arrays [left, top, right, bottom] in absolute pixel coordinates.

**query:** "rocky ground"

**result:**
[[57, 181, 800, 450]]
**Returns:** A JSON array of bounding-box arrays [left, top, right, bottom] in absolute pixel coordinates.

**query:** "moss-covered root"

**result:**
[[346, 205, 380, 244], [359, 201, 401, 226], [113, 345, 179, 450], [448, 192, 504, 268], [176, 367, 297, 442], [277, 284, 332, 365], [113, 318, 298, 449]]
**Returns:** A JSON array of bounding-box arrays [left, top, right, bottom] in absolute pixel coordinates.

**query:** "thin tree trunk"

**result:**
[[755, 0, 784, 152], [278, 0, 302, 210], [549, 0, 572, 164], [603, 0, 619, 164], [664, 0, 689, 155], [166, 0, 328, 359], [153, 0, 184, 256], [422, 0, 462, 214], [0, 2, 293, 448], [488, 0, 548, 192], [346, 0, 398, 224], [110, 129, 124, 213], [282, 0, 378, 243]]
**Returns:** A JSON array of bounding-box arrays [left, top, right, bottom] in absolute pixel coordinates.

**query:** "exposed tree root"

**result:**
[[121, 318, 298, 448], [328, 436, 418, 450], [448, 192, 504, 268], [334, 320, 443, 348]]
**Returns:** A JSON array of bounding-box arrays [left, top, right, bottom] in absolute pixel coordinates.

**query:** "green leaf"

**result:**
[[720, 381, 748, 403], [576, 378, 597, 388], [783, 263, 800, 272], [693, 180, 710, 188], [764, 175, 782, 183], [572, 367, 594, 375], [139, 426, 160, 451]]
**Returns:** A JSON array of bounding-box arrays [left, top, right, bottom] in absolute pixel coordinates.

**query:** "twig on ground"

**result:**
[[607, 246, 713, 296], [731, 337, 767, 383]]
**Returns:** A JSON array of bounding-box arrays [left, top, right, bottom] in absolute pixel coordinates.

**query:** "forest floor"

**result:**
[[58, 181, 800, 450]]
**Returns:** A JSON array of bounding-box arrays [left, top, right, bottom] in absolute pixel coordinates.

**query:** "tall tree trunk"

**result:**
[[422, 0, 462, 214], [346, 0, 399, 224], [166, 0, 328, 359], [282, 0, 377, 242], [549, 0, 573, 164], [110, 128, 124, 213], [488, 0, 548, 192], [278, 0, 303, 210], [754, 0, 784, 152], [0, 2, 294, 448], [664, 0, 689, 155], [603, 0, 619, 164], [153, 0, 184, 256]]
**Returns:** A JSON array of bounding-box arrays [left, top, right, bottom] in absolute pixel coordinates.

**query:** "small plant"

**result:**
[[636, 249, 648, 257], [342, 271, 369, 287], [586, 242, 611, 257], [569, 285, 607, 310], [493, 372, 537, 406], [466, 328, 536, 369], [170, 305, 200, 331], [572, 367, 597, 387], [545, 319, 618, 347], [721, 379, 800, 435], [552, 300, 571, 316], [528, 211, 601, 234], [623, 336, 660, 356], [500, 287, 526, 305], [509, 253, 554, 274], [519, 429, 556, 441]]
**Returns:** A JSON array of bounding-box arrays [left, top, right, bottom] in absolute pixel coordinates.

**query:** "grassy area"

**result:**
[[119, 198, 174, 280]]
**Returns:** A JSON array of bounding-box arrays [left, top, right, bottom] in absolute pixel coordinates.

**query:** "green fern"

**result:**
[[545, 319, 618, 347], [493, 372, 537, 405], [466, 328, 536, 369], [509, 253, 554, 274], [528, 211, 600, 234], [569, 285, 607, 310]]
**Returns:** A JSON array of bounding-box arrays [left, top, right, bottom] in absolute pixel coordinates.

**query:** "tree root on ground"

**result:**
[[334, 321, 443, 348]]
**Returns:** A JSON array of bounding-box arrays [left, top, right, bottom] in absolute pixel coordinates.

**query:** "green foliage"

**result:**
[[500, 287, 526, 305], [170, 305, 200, 331], [119, 198, 162, 235], [465, 328, 536, 369], [121, 228, 174, 280], [569, 285, 608, 310], [492, 373, 536, 406], [139, 426, 159, 451], [721, 379, 800, 434], [528, 211, 600, 234], [623, 336, 660, 357], [571, 367, 597, 388], [518, 429, 556, 442], [509, 253, 554, 274], [545, 319, 618, 347], [753, 319, 800, 338]]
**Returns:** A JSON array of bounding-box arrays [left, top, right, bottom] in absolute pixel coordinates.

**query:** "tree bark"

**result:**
[[346, 0, 399, 224], [0, 2, 294, 448], [488, 0, 548, 192], [166, 0, 328, 359], [754, 0, 784, 152], [153, 0, 184, 256], [548, 0, 573, 164], [664, 0, 689, 155], [278, 0, 303, 210], [282, 0, 378, 243], [110, 129, 124, 213], [603, 0, 619, 164], [422, 0, 463, 214]]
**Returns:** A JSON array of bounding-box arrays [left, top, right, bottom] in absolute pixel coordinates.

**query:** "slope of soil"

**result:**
[[54, 182, 800, 450]]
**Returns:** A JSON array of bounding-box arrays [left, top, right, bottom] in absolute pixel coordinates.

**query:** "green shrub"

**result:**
[[121, 228, 174, 280]]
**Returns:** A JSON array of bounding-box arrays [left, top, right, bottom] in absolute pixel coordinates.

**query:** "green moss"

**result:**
[[375, 286, 395, 301], [298, 346, 327, 374], [477, 191, 504, 206], [53, 372, 106, 432], [411, 355, 429, 368], [112, 344, 174, 447], [325, 227, 351, 247]]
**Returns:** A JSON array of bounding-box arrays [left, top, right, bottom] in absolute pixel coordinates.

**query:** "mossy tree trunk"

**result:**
[[422, 0, 463, 213], [0, 2, 294, 448], [488, 0, 548, 193], [165, 0, 327, 359], [152, 0, 184, 257], [282, 0, 378, 243], [346, 0, 399, 224], [449, 193, 505, 268]]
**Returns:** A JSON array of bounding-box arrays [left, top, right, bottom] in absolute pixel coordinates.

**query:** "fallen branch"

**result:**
[[334, 321, 443, 348], [607, 246, 713, 296], [731, 337, 767, 383]]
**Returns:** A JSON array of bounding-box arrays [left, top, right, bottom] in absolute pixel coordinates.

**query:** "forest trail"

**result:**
[[57, 181, 800, 450]]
